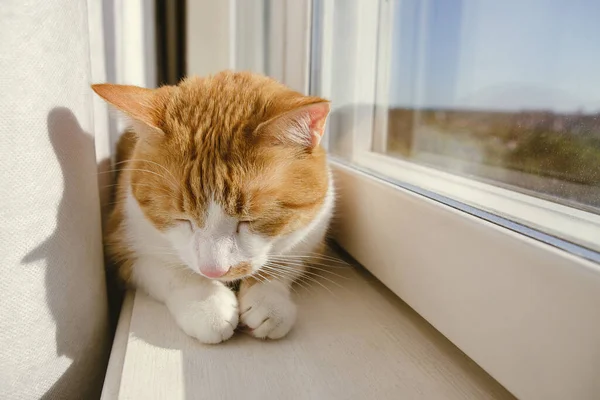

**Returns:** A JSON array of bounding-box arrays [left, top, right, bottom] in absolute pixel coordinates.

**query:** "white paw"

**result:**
[[166, 282, 239, 344], [239, 282, 297, 339]]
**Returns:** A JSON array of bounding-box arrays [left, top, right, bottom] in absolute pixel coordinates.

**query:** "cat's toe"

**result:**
[[168, 284, 239, 344], [239, 283, 297, 339]]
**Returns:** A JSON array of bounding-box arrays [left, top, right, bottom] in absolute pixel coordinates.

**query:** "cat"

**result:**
[[92, 71, 334, 344]]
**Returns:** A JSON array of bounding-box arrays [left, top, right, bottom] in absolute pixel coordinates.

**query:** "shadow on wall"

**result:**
[[22, 108, 110, 400]]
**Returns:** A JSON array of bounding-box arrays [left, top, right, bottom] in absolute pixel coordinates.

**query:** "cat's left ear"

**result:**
[[91, 83, 171, 135], [260, 101, 331, 149]]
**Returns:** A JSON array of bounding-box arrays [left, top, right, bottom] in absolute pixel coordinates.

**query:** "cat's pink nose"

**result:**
[[200, 267, 230, 278]]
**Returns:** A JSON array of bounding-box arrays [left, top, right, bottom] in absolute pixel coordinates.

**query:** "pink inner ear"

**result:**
[[259, 100, 331, 149], [301, 102, 330, 148]]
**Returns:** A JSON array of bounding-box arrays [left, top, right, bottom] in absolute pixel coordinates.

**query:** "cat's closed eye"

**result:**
[[176, 218, 193, 231]]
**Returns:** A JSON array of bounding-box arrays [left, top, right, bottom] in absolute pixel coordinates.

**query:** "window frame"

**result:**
[[234, 1, 600, 398], [332, 0, 600, 254]]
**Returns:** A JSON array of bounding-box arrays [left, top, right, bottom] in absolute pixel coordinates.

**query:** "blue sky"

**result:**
[[390, 0, 600, 112]]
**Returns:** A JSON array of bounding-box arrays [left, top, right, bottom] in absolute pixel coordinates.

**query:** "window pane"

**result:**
[[379, 0, 600, 214]]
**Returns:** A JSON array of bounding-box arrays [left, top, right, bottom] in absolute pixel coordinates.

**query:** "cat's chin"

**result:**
[[207, 270, 258, 284], [213, 275, 250, 284]]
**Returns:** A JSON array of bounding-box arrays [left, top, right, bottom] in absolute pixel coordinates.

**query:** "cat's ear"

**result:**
[[91, 84, 171, 134], [260, 101, 331, 149]]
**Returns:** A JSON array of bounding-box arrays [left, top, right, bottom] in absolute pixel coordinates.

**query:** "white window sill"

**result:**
[[101, 254, 514, 399]]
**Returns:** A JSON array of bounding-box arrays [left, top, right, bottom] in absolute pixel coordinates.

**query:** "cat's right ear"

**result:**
[[91, 84, 170, 135]]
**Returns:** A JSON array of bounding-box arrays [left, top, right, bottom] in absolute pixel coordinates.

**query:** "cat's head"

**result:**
[[93, 71, 332, 281]]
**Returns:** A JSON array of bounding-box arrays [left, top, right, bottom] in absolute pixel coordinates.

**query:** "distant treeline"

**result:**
[[387, 108, 600, 185]]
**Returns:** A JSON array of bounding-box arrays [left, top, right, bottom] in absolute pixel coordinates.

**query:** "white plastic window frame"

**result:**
[[309, 1, 600, 399], [332, 0, 600, 253]]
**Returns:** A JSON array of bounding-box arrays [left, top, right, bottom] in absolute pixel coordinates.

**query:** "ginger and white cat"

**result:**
[[93, 71, 334, 343]]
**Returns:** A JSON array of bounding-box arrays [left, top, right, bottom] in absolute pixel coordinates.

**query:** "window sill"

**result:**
[[101, 253, 513, 399], [330, 162, 600, 400]]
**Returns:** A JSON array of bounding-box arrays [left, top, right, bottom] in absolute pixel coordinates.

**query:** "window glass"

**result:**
[[378, 0, 600, 213]]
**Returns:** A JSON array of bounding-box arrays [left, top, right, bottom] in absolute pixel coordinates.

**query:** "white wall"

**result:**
[[0, 1, 111, 397], [187, 0, 235, 76]]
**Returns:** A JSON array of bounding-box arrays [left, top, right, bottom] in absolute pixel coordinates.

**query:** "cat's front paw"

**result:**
[[166, 282, 239, 344], [239, 281, 297, 339]]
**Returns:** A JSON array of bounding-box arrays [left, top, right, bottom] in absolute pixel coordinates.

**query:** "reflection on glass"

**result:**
[[382, 0, 600, 212]]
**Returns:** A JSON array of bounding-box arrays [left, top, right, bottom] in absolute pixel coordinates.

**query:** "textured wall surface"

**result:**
[[0, 1, 110, 398]]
